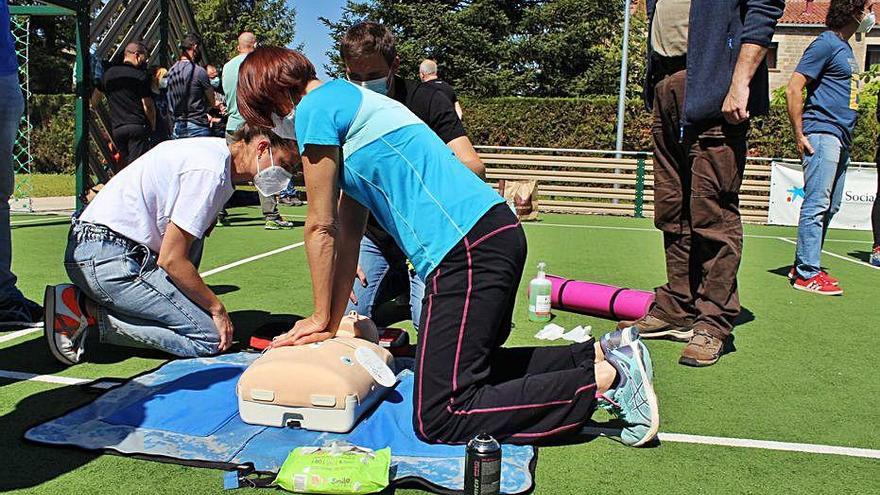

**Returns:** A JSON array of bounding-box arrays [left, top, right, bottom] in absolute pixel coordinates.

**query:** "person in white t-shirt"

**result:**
[[43, 125, 298, 365]]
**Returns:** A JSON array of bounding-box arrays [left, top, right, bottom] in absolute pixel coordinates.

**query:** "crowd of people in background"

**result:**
[[85, 29, 469, 233]]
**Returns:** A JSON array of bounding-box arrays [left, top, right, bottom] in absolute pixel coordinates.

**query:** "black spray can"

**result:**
[[463, 433, 501, 495]]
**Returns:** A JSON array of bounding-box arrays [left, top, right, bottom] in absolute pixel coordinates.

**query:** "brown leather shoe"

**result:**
[[679, 328, 725, 367], [617, 314, 693, 342]]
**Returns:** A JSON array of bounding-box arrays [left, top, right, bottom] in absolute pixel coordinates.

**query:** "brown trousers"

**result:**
[[649, 70, 746, 338]]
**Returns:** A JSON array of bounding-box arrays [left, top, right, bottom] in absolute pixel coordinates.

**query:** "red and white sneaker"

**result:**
[[789, 267, 839, 286], [792, 274, 843, 296], [44, 284, 96, 365]]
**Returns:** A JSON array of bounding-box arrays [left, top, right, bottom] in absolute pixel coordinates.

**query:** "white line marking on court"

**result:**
[[658, 433, 880, 460], [0, 370, 119, 389], [0, 242, 306, 346], [10, 217, 66, 226], [524, 221, 873, 244], [0, 369, 90, 386], [198, 241, 305, 277], [0, 327, 42, 343], [775, 237, 879, 270]]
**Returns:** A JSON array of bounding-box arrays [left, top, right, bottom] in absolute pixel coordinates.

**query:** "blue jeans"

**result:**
[[64, 222, 218, 357], [345, 236, 425, 331], [795, 133, 849, 279], [0, 73, 25, 303], [172, 121, 210, 139]]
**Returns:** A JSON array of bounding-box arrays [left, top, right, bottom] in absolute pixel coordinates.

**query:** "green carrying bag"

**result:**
[[275, 442, 391, 494]]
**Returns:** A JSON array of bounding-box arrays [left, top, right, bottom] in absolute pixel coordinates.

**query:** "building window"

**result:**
[[766, 42, 778, 69], [866, 45, 880, 69]]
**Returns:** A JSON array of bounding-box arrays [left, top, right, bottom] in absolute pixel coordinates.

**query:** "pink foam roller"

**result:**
[[546, 274, 654, 321]]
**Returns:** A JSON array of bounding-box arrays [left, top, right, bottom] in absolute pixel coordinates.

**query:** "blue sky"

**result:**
[[288, 0, 349, 78]]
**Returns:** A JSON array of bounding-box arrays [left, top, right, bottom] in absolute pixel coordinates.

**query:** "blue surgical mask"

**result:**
[[356, 76, 389, 95], [858, 11, 876, 33], [158, 77, 168, 90], [210, 77, 220, 88]]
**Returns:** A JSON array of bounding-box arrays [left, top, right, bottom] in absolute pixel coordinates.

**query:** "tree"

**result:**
[[322, 0, 646, 98], [189, 0, 297, 64]]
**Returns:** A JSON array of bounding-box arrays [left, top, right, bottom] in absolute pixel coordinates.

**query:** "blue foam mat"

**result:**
[[26, 353, 536, 494]]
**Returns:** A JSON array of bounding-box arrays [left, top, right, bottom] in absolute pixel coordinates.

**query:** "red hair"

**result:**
[[237, 47, 317, 128]]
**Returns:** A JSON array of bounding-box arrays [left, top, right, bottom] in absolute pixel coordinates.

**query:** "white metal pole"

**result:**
[[615, 0, 632, 159]]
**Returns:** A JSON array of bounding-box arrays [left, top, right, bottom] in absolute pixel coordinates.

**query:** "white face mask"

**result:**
[[271, 107, 296, 140], [858, 11, 876, 33], [253, 147, 293, 197]]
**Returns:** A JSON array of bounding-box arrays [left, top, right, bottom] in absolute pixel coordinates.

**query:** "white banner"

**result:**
[[768, 161, 877, 230]]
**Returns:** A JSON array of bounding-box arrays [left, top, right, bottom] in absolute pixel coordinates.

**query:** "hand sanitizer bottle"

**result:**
[[528, 262, 552, 322]]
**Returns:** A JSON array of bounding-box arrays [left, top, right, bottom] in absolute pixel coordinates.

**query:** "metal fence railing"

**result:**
[[474, 145, 865, 224]]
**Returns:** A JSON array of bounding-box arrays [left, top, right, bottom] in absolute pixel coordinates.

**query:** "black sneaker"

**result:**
[[0, 297, 44, 328]]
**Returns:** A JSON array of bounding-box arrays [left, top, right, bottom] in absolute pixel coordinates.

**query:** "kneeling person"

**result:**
[[45, 126, 297, 365]]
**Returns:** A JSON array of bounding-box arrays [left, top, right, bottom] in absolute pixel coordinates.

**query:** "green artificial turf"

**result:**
[[13, 174, 75, 198], [3, 207, 878, 494]]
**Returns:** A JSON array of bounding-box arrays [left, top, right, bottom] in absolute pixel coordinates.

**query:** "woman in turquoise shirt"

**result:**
[[237, 47, 659, 447]]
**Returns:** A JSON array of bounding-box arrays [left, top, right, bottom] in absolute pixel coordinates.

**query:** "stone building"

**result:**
[[768, 1, 880, 90]]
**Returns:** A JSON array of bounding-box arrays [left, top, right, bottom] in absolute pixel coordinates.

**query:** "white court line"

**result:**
[[524, 221, 873, 244], [10, 217, 66, 226], [0, 327, 43, 343], [0, 241, 307, 346], [0, 370, 118, 389], [0, 369, 90, 386], [198, 241, 305, 277], [3, 369, 879, 461], [775, 237, 879, 271], [658, 433, 880, 460]]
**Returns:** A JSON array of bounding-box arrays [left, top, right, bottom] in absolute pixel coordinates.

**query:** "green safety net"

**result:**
[[10, 14, 32, 212]]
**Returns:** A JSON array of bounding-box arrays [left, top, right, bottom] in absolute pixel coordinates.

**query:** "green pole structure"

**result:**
[[634, 153, 646, 218], [159, 0, 170, 68], [73, 2, 90, 210]]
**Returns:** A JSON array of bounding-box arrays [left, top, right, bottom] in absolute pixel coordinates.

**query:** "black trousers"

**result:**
[[413, 204, 598, 445], [113, 124, 151, 167]]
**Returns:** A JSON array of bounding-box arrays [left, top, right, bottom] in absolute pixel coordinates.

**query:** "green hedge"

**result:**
[[20, 94, 880, 177], [462, 96, 880, 162]]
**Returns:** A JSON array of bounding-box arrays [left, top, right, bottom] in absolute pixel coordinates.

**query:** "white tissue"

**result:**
[[534, 323, 565, 340], [562, 325, 593, 343]]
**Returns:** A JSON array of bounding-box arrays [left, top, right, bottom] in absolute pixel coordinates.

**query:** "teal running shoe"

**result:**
[[600, 327, 653, 380], [600, 326, 639, 355], [598, 341, 659, 447]]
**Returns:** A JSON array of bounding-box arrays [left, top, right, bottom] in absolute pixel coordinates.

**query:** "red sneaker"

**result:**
[[818, 271, 839, 286], [792, 274, 843, 296], [43, 284, 96, 365], [789, 267, 839, 286]]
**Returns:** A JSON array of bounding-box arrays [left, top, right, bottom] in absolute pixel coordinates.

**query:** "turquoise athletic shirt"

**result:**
[[295, 79, 504, 279]]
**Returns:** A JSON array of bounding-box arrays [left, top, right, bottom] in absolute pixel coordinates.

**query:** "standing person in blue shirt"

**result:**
[[236, 47, 660, 447], [786, 0, 876, 295], [221, 31, 295, 230], [0, 2, 42, 327]]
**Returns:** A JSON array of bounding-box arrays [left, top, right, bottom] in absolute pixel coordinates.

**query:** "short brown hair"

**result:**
[[237, 46, 317, 128], [340, 22, 397, 66]]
